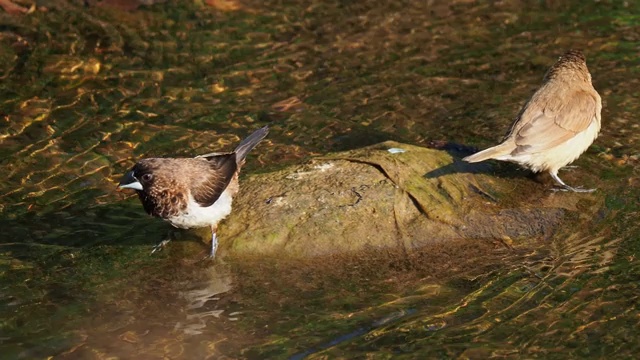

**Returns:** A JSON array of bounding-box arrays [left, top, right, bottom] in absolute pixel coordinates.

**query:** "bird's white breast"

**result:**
[[167, 189, 234, 229]]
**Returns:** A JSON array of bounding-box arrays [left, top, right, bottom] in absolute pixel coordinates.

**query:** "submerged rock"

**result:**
[[221, 141, 599, 257]]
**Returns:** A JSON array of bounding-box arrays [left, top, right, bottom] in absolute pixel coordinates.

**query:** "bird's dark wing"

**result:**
[[514, 89, 598, 154], [191, 153, 238, 207], [234, 126, 269, 164]]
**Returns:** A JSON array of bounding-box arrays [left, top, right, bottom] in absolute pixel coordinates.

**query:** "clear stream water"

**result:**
[[1, 1, 639, 358]]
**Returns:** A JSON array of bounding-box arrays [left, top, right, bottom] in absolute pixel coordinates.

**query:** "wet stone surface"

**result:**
[[224, 141, 598, 257]]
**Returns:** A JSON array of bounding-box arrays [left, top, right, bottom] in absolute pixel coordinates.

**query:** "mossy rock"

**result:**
[[222, 141, 599, 257]]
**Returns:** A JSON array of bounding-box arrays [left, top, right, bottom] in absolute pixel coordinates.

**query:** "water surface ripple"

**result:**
[[0, 0, 639, 358]]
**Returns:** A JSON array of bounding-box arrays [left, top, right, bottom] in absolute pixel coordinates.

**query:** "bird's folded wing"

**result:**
[[192, 154, 238, 207], [514, 89, 598, 154]]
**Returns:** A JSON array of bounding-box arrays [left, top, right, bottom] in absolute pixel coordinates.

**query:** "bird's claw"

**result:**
[[550, 185, 596, 193], [151, 239, 171, 254], [560, 166, 579, 171], [200, 254, 216, 262]]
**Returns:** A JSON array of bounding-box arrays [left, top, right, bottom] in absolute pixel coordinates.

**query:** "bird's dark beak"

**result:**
[[118, 170, 143, 191]]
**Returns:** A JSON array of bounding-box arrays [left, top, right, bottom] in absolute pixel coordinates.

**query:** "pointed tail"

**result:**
[[463, 143, 512, 163], [234, 125, 269, 162]]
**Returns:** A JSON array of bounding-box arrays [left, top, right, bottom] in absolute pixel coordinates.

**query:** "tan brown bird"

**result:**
[[118, 126, 269, 257], [463, 50, 602, 192]]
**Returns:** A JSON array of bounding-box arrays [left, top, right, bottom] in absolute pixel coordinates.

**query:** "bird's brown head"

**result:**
[[118, 159, 161, 193], [544, 49, 591, 82], [118, 158, 187, 217]]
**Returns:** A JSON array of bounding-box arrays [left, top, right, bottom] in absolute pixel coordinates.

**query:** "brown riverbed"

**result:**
[[1, 1, 639, 358]]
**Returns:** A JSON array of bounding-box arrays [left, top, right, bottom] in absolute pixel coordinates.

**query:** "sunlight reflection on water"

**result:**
[[0, 0, 639, 358]]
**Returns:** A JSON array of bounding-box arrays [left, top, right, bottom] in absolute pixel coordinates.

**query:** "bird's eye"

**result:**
[[141, 173, 153, 182]]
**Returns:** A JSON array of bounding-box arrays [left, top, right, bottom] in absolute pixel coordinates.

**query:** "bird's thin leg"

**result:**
[[210, 225, 219, 258], [549, 171, 595, 193]]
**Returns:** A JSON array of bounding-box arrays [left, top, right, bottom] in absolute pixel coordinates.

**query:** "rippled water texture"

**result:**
[[1, 0, 639, 358]]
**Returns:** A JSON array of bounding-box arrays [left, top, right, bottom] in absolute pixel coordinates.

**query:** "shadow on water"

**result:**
[[0, 0, 640, 358]]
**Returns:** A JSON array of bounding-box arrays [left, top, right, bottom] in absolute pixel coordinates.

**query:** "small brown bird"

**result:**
[[463, 50, 602, 192], [118, 126, 269, 257]]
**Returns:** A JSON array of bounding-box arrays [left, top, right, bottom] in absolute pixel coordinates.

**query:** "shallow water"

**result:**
[[1, 0, 639, 358]]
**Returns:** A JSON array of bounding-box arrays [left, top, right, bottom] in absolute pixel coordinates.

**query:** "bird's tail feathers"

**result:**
[[234, 126, 269, 162], [463, 143, 513, 163]]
